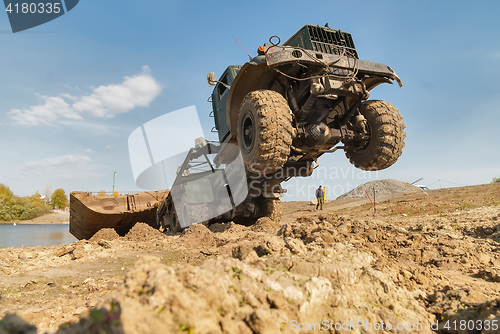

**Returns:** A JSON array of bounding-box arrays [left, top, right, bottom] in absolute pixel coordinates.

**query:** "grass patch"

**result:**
[[160, 251, 186, 266], [389, 202, 448, 216]]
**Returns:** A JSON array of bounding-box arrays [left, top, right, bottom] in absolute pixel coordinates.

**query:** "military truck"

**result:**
[[155, 24, 406, 232]]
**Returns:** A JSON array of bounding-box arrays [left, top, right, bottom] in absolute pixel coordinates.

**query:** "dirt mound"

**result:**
[[250, 217, 281, 232], [0, 314, 37, 334], [208, 222, 231, 233], [337, 179, 422, 199], [89, 228, 120, 242], [226, 222, 248, 233], [123, 223, 165, 242], [58, 252, 432, 334], [181, 222, 212, 237], [1, 183, 500, 334], [426, 286, 500, 331], [181, 223, 217, 249], [207, 221, 249, 234]]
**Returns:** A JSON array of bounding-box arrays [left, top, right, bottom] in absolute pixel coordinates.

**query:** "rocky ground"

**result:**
[[1, 182, 499, 333]]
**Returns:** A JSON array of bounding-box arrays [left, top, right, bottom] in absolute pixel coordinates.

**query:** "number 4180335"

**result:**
[[6, 2, 62, 14]]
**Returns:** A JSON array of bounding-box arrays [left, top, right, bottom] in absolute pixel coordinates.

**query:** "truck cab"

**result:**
[[210, 65, 241, 143]]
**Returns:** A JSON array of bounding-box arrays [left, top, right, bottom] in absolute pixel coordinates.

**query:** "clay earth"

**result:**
[[1, 181, 499, 334]]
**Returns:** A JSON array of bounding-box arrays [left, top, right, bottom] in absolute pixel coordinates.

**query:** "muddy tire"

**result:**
[[262, 198, 282, 222], [232, 197, 281, 226], [345, 100, 406, 171], [161, 195, 182, 233], [237, 90, 294, 175], [165, 212, 181, 233]]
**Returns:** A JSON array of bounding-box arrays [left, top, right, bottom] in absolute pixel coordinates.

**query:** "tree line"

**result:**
[[0, 184, 67, 221]]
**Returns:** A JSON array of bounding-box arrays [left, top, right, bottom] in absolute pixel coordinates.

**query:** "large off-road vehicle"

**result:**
[[70, 24, 406, 239], [155, 24, 406, 232]]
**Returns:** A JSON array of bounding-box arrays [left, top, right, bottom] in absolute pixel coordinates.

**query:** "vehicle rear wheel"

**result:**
[[232, 197, 282, 226], [161, 194, 182, 233], [237, 90, 294, 175], [166, 212, 181, 233], [345, 100, 406, 171], [262, 197, 282, 222]]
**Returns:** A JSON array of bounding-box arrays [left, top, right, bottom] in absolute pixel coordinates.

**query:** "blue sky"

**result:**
[[0, 0, 499, 200]]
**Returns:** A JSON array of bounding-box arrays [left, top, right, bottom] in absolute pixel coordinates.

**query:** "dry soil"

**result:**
[[1, 183, 500, 334]]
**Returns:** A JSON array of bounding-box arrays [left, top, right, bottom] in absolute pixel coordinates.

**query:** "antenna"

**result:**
[[233, 35, 252, 61], [411, 177, 423, 185]]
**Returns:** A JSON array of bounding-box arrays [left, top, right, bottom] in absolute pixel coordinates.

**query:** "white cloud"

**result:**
[[0, 154, 110, 196], [60, 93, 78, 101], [11, 154, 108, 181], [9, 66, 161, 126], [9, 94, 82, 126]]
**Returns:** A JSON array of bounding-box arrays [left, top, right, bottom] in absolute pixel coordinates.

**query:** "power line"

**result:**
[[439, 179, 466, 186], [427, 179, 466, 188]]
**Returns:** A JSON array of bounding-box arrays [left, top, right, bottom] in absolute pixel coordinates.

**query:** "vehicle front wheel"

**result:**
[[237, 90, 294, 175], [345, 100, 406, 171]]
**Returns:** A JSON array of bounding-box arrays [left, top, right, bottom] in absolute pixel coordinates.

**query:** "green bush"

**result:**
[[20, 207, 45, 220], [494, 177, 500, 183], [0, 184, 51, 221], [0, 184, 13, 200]]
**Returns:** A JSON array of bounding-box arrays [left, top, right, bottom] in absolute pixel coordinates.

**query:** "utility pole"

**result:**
[[112, 172, 117, 195]]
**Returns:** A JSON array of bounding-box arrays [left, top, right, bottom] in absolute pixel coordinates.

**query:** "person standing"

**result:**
[[315, 185, 324, 210]]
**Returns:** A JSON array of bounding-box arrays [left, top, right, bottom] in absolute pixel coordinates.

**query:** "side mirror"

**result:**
[[207, 72, 216, 87]]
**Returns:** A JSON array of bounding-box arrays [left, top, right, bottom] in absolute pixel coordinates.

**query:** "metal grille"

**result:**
[[308, 26, 358, 58]]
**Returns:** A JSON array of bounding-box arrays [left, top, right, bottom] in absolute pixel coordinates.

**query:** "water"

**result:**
[[0, 224, 77, 249]]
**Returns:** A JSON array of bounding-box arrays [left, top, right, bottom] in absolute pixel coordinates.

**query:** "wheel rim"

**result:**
[[353, 121, 373, 153], [240, 112, 255, 153]]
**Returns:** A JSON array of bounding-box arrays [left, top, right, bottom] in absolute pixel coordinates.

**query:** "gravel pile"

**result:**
[[89, 228, 120, 242], [124, 222, 166, 242], [337, 179, 422, 200]]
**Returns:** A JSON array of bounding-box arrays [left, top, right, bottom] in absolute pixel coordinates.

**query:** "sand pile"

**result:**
[[337, 179, 422, 199], [123, 223, 166, 242]]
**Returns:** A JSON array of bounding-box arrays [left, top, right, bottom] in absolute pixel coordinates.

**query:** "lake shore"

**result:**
[[0, 211, 70, 225]]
